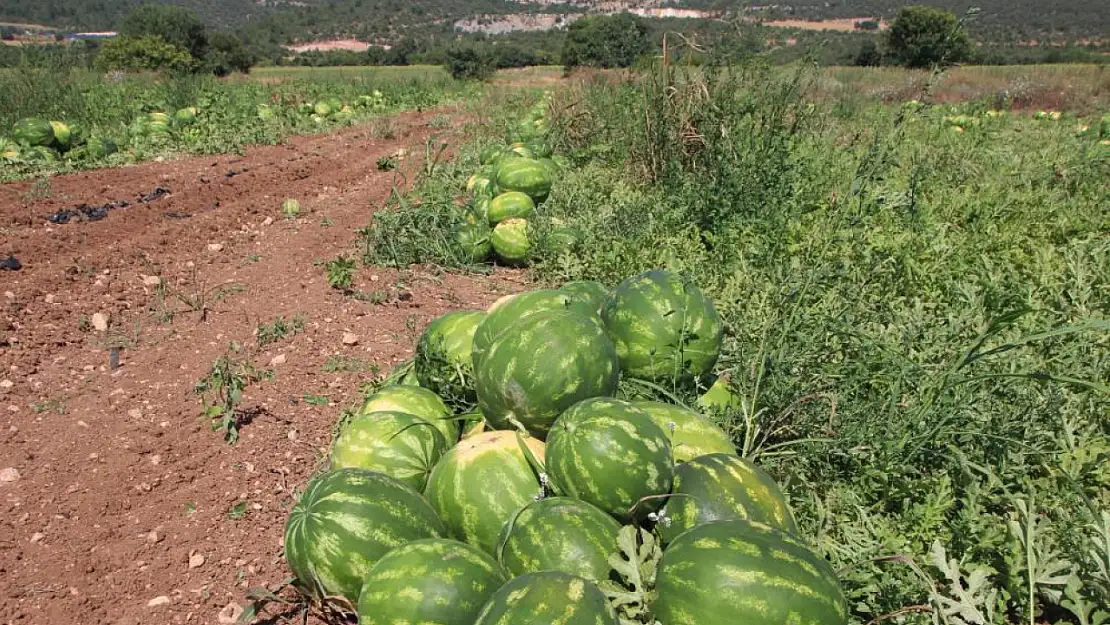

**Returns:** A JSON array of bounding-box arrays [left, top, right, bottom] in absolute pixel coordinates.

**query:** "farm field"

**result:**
[[0, 62, 1108, 625]]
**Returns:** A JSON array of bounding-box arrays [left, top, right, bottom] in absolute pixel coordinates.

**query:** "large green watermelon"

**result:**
[[471, 289, 575, 366], [359, 386, 458, 444], [424, 431, 545, 555], [546, 397, 673, 521], [476, 310, 620, 439], [491, 218, 531, 266], [174, 107, 198, 126], [457, 225, 492, 263], [601, 270, 723, 385], [494, 159, 553, 203], [479, 145, 503, 166], [357, 538, 507, 625], [330, 410, 448, 491], [12, 118, 55, 147], [655, 520, 848, 625], [659, 453, 796, 543], [546, 226, 584, 254], [497, 497, 620, 581], [487, 192, 535, 224], [83, 137, 118, 159], [283, 469, 446, 603], [560, 280, 609, 319], [474, 571, 618, 625], [632, 401, 734, 463], [415, 310, 486, 403]]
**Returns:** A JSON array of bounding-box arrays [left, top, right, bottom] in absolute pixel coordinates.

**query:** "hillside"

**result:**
[[1, 0, 1106, 43]]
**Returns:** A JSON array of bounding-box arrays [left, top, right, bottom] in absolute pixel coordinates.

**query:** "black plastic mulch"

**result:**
[[47, 186, 171, 225]]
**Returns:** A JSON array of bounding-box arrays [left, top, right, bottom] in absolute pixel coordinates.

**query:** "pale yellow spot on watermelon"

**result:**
[[568, 579, 584, 601], [692, 537, 721, 549]]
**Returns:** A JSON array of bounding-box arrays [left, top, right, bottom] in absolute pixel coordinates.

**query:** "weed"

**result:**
[[256, 314, 307, 347], [194, 346, 273, 444], [325, 256, 357, 293], [227, 501, 248, 520], [428, 114, 451, 129], [30, 397, 66, 414], [375, 155, 397, 171], [322, 355, 378, 374], [303, 394, 330, 406], [320, 216, 334, 227]]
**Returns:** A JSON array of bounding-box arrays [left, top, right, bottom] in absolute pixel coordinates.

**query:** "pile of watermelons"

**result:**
[[1, 117, 118, 164], [294, 91, 386, 126], [454, 96, 582, 267], [282, 270, 849, 625]]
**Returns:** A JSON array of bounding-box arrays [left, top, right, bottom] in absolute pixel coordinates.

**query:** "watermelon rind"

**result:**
[[487, 191, 535, 225], [497, 497, 620, 581], [474, 571, 618, 625], [424, 430, 545, 555], [12, 118, 55, 147], [545, 397, 673, 521], [559, 280, 609, 319], [330, 410, 449, 491], [470, 289, 575, 367], [491, 218, 531, 266], [632, 400, 735, 463], [476, 309, 620, 439], [456, 224, 492, 263], [655, 520, 848, 625], [357, 538, 507, 625], [494, 158, 553, 203], [601, 269, 723, 385], [414, 310, 486, 404], [359, 386, 458, 444], [283, 468, 446, 603]]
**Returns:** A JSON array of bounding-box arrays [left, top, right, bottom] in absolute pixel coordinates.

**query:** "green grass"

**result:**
[[358, 61, 1110, 622]]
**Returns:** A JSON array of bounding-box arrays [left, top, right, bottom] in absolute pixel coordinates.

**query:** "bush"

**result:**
[[444, 42, 496, 81], [886, 5, 972, 68], [562, 13, 650, 70], [93, 35, 198, 73], [205, 32, 253, 76]]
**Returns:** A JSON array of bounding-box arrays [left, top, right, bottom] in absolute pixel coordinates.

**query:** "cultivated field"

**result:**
[[1, 62, 1107, 625]]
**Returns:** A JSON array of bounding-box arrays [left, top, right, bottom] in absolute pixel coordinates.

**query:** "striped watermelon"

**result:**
[[632, 401, 735, 463], [357, 538, 507, 625], [546, 397, 673, 522], [655, 520, 848, 625], [497, 497, 620, 581], [415, 310, 486, 403], [471, 290, 574, 366], [457, 225, 492, 263], [11, 118, 54, 147], [560, 280, 609, 319], [283, 469, 445, 603], [488, 191, 535, 224], [601, 270, 722, 385], [476, 310, 620, 438], [330, 411, 448, 491], [360, 386, 458, 444], [474, 571, 618, 625], [491, 218, 531, 266], [659, 452, 796, 543], [424, 431, 546, 555], [494, 158, 553, 203]]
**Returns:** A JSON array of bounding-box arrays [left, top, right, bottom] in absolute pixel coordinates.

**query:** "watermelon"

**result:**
[[494, 159, 552, 203], [66, 122, 87, 147], [491, 218, 531, 266], [424, 430, 546, 555], [659, 452, 795, 543], [83, 137, 117, 159], [326, 97, 343, 115], [415, 310, 486, 402], [283, 469, 446, 603], [174, 107, 198, 126], [474, 571, 618, 625], [546, 226, 583, 253], [456, 225, 492, 263], [23, 145, 56, 163], [476, 310, 620, 438], [471, 289, 575, 366], [148, 112, 171, 124], [12, 118, 55, 147], [487, 192, 535, 224], [697, 375, 742, 412], [546, 397, 673, 521], [330, 410, 448, 491], [655, 520, 848, 625], [298, 103, 314, 115], [508, 142, 535, 159], [632, 401, 734, 463], [467, 173, 493, 195], [357, 538, 506, 625], [560, 280, 608, 318], [601, 270, 723, 385], [360, 386, 458, 444], [313, 102, 332, 117], [497, 497, 620, 581], [48, 121, 72, 150], [479, 145, 503, 166], [0, 139, 19, 160]]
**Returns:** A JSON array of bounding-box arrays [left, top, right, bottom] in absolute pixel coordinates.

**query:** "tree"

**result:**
[[563, 13, 650, 70], [443, 41, 495, 81], [205, 32, 254, 76], [94, 35, 197, 73], [120, 4, 208, 60], [855, 39, 883, 66], [886, 6, 972, 68]]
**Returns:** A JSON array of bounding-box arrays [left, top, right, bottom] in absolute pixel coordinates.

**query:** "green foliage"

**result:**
[[325, 256, 357, 292], [194, 346, 273, 444], [886, 5, 973, 68], [119, 4, 209, 59], [204, 31, 253, 76], [563, 13, 651, 70], [256, 314, 306, 347], [443, 41, 496, 82], [93, 35, 197, 73]]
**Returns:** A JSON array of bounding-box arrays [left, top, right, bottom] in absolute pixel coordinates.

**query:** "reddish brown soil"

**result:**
[[0, 110, 525, 625]]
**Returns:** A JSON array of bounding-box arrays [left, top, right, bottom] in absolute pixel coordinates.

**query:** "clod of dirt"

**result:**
[[0, 467, 19, 483], [0, 379, 12, 393], [147, 596, 171, 608], [188, 551, 205, 569], [146, 530, 162, 544], [269, 354, 287, 366], [342, 331, 359, 346], [30, 532, 44, 543], [1, 255, 21, 271], [217, 602, 244, 624], [90, 313, 109, 332]]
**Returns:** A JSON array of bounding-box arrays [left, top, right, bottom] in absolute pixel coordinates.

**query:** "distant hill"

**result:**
[[1, 0, 1105, 44]]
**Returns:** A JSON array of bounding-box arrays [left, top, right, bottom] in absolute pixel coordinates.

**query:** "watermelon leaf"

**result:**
[[599, 525, 662, 625]]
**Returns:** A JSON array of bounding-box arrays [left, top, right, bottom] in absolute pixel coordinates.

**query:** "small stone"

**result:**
[[0, 379, 12, 393], [141, 275, 161, 287], [269, 354, 286, 367], [30, 532, 44, 543], [91, 313, 109, 332], [370, 274, 380, 282], [45, 294, 56, 304], [217, 602, 243, 624], [287, 429, 298, 441], [261, 217, 274, 227], [342, 332, 359, 346], [146, 530, 162, 544], [150, 454, 161, 466], [0, 467, 19, 483], [188, 551, 205, 569], [128, 408, 142, 419], [147, 596, 171, 607], [3, 291, 13, 299], [77, 421, 89, 428], [207, 243, 223, 253]]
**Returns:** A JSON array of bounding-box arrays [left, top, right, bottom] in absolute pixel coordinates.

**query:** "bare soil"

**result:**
[[0, 109, 524, 625]]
